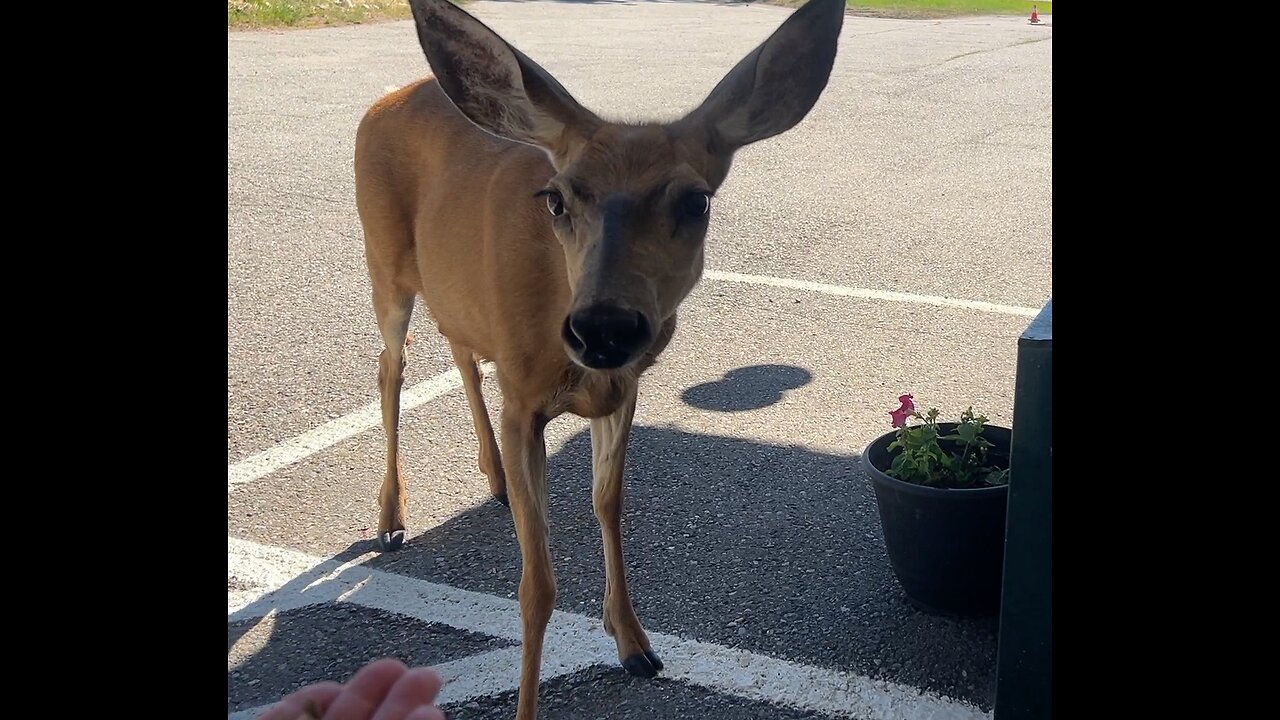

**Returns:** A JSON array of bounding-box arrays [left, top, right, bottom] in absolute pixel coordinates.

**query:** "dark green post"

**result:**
[[994, 299, 1052, 720]]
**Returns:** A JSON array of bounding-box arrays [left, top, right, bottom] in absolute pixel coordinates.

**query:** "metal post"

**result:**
[[994, 299, 1052, 719]]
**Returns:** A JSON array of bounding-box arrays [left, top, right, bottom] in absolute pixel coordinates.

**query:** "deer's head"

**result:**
[[409, 0, 844, 370]]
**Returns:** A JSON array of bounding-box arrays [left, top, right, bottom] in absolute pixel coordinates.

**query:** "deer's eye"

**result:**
[[545, 191, 565, 217], [680, 191, 710, 218]]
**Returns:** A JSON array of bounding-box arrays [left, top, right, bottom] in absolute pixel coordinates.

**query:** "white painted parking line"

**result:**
[[229, 646, 569, 720], [228, 705, 266, 720], [227, 368, 469, 487], [704, 271, 1042, 318], [227, 272, 1038, 492], [228, 536, 991, 720]]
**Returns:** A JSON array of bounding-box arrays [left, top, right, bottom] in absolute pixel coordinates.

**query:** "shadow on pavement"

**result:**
[[679, 364, 814, 412], [229, 422, 998, 714]]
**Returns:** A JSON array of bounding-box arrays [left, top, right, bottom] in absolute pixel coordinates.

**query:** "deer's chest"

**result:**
[[552, 369, 634, 420]]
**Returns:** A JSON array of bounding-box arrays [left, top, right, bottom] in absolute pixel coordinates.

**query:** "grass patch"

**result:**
[[227, 0, 1050, 31], [228, 0, 414, 30], [771, 0, 1050, 19]]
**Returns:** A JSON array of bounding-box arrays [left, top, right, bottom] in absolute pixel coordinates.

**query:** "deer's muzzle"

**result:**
[[562, 304, 652, 370]]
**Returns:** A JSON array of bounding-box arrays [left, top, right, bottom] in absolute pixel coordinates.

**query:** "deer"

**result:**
[[353, 0, 845, 716]]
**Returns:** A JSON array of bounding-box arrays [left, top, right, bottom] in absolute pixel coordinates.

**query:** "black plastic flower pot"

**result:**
[[863, 423, 1011, 618]]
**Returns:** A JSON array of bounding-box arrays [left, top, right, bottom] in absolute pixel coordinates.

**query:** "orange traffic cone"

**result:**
[[1029, 5, 1041, 24]]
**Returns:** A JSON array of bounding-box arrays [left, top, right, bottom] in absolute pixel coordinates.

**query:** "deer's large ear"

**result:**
[[680, 0, 844, 152], [409, 0, 600, 158]]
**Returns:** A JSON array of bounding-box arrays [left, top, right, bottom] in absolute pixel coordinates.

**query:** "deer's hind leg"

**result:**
[[448, 341, 507, 505]]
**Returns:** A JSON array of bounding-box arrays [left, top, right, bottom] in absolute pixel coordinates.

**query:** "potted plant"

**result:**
[[863, 394, 1011, 617]]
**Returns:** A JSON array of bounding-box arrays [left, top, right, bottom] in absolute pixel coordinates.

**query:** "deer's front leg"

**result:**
[[591, 387, 663, 678], [502, 405, 556, 720]]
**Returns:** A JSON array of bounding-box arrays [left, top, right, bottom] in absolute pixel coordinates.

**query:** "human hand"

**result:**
[[257, 658, 445, 720]]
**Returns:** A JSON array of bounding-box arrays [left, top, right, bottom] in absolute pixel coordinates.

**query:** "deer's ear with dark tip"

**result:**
[[680, 0, 844, 151], [408, 0, 601, 161]]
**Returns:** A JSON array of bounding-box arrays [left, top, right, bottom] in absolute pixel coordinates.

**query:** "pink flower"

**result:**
[[889, 394, 915, 428]]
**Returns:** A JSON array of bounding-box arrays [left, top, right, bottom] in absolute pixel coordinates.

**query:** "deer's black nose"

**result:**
[[563, 305, 651, 369]]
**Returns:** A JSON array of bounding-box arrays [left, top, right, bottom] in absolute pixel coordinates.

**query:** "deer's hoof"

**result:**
[[644, 649, 664, 671], [622, 649, 663, 678], [494, 493, 510, 507], [378, 530, 406, 552]]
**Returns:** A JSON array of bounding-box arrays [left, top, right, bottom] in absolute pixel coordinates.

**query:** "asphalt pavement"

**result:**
[[228, 3, 1052, 718]]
